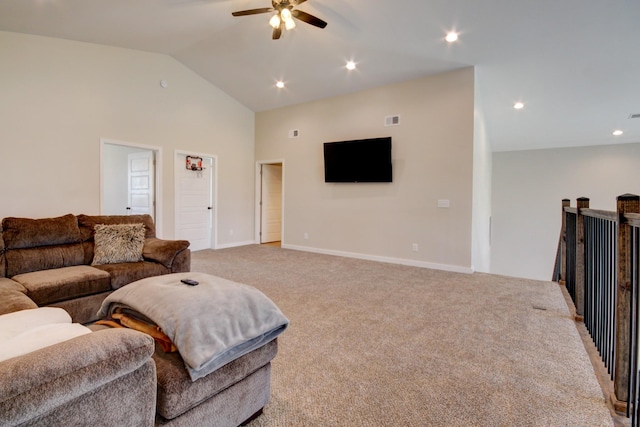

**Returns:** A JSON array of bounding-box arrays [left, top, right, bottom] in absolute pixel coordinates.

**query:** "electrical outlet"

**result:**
[[229, 229, 234, 236], [412, 243, 419, 252], [304, 233, 309, 240]]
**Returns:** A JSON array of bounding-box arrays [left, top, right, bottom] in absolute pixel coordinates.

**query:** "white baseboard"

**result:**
[[214, 240, 257, 250], [281, 244, 474, 274]]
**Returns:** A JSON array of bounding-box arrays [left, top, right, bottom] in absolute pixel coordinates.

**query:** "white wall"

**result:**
[[256, 68, 475, 272], [492, 142, 640, 280], [0, 31, 255, 244]]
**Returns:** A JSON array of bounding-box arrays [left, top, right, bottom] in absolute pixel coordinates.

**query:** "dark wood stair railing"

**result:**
[[555, 194, 640, 424]]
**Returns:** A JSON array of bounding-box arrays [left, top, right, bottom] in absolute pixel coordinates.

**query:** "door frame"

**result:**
[[100, 138, 163, 236], [255, 159, 285, 244], [174, 149, 218, 249]]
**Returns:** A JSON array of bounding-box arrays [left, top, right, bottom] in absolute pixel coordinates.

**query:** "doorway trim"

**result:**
[[100, 138, 163, 237], [255, 159, 285, 245], [175, 149, 218, 249]]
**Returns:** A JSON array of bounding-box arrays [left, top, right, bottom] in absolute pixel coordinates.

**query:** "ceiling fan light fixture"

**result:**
[[232, 0, 327, 40], [284, 17, 296, 30], [278, 8, 296, 30], [280, 8, 292, 21], [269, 14, 281, 29]]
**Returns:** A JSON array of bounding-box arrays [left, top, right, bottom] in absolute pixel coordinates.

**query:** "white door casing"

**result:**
[[127, 151, 155, 218], [175, 152, 215, 251], [260, 164, 282, 243]]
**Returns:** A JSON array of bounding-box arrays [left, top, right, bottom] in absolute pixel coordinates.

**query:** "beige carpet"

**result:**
[[191, 245, 613, 426]]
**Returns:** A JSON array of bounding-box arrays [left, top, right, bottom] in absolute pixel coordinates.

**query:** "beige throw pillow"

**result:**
[[92, 223, 145, 265]]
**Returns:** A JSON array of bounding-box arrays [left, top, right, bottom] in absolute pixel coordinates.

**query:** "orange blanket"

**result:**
[[96, 311, 177, 353]]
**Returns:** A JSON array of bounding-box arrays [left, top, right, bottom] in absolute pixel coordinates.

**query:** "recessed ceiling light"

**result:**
[[346, 61, 356, 70], [276, 81, 285, 89], [445, 32, 458, 43], [513, 102, 524, 110], [613, 130, 623, 136]]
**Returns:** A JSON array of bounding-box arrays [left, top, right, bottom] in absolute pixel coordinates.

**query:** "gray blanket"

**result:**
[[98, 272, 289, 381]]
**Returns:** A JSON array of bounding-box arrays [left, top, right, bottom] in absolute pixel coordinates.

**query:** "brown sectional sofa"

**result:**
[[0, 327, 158, 426], [0, 213, 190, 323], [0, 214, 279, 426]]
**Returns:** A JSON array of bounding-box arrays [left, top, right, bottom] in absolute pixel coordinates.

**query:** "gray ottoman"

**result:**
[[154, 339, 278, 426], [95, 272, 288, 427]]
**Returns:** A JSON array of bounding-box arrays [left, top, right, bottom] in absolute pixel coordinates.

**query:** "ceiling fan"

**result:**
[[232, 0, 327, 40]]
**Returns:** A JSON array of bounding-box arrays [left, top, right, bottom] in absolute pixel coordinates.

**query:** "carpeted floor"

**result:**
[[191, 245, 614, 426]]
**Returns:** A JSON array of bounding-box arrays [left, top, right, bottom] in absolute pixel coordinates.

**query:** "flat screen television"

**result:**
[[323, 137, 392, 183]]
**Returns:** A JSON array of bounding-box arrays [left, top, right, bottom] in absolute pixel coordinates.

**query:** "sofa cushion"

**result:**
[[2, 214, 82, 249], [94, 261, 168, 290], [0, 328, 156, 427], [2, 214, 84, 277], [153, 339, 278, 420], [92, 223, 145, 265], [12, 265, 111, 306], [0, 277, 27, 293], [0, 278, 38, 315], [0, 307, 92, 362]]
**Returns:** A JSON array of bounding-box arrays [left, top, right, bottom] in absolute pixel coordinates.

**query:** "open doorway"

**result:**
[[100, 138, 162, 233], [256, 160, 284, 246]]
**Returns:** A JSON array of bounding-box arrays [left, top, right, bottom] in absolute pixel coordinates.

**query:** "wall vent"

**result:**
[[384, 115, 400, 127], [629, 113, 640, 119], [288, 129, 299, 138]]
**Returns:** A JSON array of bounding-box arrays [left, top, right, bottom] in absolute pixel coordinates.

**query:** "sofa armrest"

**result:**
[[142, 237, 190, 269], [170, 247, 191, 273], [0, 328, 155, 426], [0, 278, 37, 315]]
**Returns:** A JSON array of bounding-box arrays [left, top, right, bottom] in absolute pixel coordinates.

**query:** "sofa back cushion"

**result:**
[[1, 214, 85, 277], [76, 214, 156, 265]]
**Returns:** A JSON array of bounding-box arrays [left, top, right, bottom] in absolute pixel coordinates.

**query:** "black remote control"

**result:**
[[181, 279, 199, 286]]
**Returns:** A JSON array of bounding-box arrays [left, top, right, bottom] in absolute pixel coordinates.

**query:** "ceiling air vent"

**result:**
[[288, 129, 299, 138], [385, 115, 400, 127], [629, 113, 640, 119]]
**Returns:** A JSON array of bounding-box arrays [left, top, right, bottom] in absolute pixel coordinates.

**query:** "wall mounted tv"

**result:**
[[323, 137, 392, 183]]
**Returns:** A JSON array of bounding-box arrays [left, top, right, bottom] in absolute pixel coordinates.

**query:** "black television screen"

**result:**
[[323, 137, 392, 183]]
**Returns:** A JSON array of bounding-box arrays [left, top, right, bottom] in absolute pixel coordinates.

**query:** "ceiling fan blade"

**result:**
[[272, 25, 283, 40], [291, 9, 327, 29], [232, 7, 273, 16], [293, 0, 308, 5]]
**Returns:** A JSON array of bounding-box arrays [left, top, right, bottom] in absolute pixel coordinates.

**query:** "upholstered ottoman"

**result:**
[[97, 272, 289, 427], [153, 339, 278, 426]]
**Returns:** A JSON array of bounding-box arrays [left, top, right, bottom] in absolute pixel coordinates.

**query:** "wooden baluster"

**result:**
[[613, 193, 640, 412], [574, 197, 589, 321], [559, 198, 571, 285]]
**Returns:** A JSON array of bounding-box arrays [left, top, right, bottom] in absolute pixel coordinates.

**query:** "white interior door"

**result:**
[[261, 164, 282, 243], [128, 151, 155, 218], [176, 154, 213, 251]]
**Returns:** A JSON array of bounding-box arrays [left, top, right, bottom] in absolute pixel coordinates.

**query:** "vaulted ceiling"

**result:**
[[1, 0, 638, 151]]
